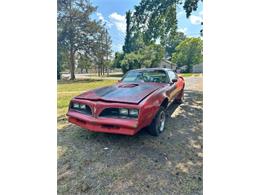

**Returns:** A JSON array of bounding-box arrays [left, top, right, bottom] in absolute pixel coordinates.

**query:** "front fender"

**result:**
[[138, 87, 168, 128]]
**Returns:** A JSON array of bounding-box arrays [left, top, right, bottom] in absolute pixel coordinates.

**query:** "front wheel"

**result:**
[[148, 107, 166, 136]]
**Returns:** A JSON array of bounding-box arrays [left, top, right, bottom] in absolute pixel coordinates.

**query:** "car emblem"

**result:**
[[93, 106, 97, 114]]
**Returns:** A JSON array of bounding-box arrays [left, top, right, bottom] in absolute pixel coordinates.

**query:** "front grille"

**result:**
[[99, 108, 120, 118], [70, 103, 92, 116], [99, 108, 138, 119]]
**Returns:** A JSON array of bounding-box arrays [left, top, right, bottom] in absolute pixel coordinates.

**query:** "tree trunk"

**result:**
[[69, 50, 75, 80], [98, 65, 100, 76]]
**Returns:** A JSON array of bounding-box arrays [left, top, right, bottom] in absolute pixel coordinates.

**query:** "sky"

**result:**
[[91, 0, 203, 53]]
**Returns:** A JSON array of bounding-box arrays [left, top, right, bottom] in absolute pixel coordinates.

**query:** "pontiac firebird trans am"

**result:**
[[67, 68, 185, 136]]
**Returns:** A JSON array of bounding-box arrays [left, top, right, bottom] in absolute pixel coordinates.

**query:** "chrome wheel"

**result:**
[[158, 111, 166, 132]]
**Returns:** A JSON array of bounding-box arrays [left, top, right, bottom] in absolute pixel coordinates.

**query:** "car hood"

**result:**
[[75, 82, 164, 104]]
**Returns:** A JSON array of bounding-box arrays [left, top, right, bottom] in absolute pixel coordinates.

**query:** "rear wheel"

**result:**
[[148, 107, 166, 136]]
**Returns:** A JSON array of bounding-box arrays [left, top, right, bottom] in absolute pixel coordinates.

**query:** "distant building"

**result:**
[[177, 65, 188, 73], [192, 63, 203, 73], [158, 59, 177, 70]]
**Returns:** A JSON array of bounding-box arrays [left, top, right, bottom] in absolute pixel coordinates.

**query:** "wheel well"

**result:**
[[160, 98, 169, 109]]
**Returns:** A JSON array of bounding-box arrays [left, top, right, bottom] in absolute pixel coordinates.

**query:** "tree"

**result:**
[[57, 0, 100, 80], [183, 0, 202, 17], [119, 0, 181, 63], [133, 0, 178, 48], [123, 11, 132, 53], [166, 32, 186, 58], [94, 27, 112, 76], [143, 44, 165, 67], [119, 43, 164, 73], [171, 37, 202, 72], [112, 52, 124, 69], [57, 41, 62, 80], [103, 29, 112, 76], [78, 55, 91, 73], [120, 52, 142, 73]]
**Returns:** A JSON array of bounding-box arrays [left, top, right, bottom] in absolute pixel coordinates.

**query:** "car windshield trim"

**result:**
[[121, 70, 169, 83]]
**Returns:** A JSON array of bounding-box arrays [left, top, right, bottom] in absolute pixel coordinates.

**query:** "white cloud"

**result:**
[[109, 12, 126, 34], [189, 15, 203, 25], [96, 12, 113, 28], [177, 27, 188, 34], [109, 12, 125, 21]]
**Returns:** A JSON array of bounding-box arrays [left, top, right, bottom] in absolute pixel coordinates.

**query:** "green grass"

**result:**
[[179, 73, 201, 77], [57, 79, 117, 118]]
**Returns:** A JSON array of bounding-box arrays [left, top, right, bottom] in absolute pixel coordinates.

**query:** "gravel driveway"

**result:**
[[57, 76, 203, 194]]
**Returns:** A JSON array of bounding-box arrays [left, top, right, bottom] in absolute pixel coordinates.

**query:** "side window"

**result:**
[[168, 70, 178, 81]]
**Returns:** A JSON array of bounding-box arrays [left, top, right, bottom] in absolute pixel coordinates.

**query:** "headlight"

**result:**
[[80, 104, 86, 109], [73, 103, 80, 109], [100, 108, 139, 119], [129, 109, 139, 117], [119, 108, 128, 115]]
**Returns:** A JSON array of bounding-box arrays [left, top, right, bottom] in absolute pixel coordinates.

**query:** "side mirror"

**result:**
[[171, 78, 178, 83]]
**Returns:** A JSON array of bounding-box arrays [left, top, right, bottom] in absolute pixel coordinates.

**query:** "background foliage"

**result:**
[[57, 0, 203, 79]]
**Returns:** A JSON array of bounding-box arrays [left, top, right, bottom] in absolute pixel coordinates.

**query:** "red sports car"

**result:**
[[67, 68, 185, 136]]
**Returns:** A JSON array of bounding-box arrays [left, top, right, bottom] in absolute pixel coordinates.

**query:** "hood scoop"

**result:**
[[118, 83, 139, 88]]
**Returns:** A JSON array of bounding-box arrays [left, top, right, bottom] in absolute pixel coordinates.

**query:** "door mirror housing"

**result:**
[[171, 78, 178, 83]]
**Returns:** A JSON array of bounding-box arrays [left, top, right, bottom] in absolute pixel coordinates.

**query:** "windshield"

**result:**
[[122, 70, 169, 83]]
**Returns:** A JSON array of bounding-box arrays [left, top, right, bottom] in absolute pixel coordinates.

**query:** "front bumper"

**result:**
[[66, 110, 140, 135]]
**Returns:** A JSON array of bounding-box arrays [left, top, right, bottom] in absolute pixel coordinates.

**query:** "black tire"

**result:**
[[174, 89, 184, 104], [148, 107, 166, 136]]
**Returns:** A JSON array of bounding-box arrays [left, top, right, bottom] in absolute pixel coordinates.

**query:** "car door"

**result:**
[[167, 70, 179, 101]]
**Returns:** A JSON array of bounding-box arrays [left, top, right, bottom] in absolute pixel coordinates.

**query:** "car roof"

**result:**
[[128, 68, 172, 72]]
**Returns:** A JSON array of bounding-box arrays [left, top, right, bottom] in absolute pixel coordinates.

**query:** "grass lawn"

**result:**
[[57, 79, 117, 119], [179, 73, 202, 77]]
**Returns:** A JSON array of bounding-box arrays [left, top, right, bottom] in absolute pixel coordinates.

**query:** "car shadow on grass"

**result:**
[[57, 89, 203, 194]]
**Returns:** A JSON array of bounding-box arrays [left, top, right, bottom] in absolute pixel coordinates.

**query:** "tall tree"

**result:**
[[94, 26, 112, 76], [133, 0, 178, 48], [57, 0, 100, 80], [120, 43, 164, 73], [171, 37, 202, 72], [103, 29, 112, 75], [112, 52, 124, 69], [78, 54, 91, 73], [166, 32, 186, 58], [123, 11, 132, 53], [57, 37, 62, 80]]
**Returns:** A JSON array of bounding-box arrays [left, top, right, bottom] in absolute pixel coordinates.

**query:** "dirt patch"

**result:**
[[57, 76, 203, 194]]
